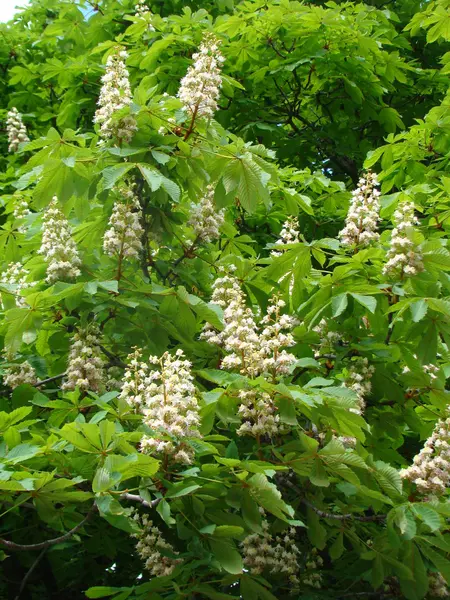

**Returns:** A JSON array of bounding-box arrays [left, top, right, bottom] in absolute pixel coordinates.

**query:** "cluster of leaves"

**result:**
[[0, 0, 450, 599]]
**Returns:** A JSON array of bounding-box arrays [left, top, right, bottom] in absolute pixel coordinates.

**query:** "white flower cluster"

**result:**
[[424, 363, 439, 381], [0, 262, 32, 307], [339, 171, 381, 247], [6, 107, 29, 153], [383, 201, 424, 278], [188, 184, 225, 243], [94, 48, 137, 143], [13, 196, 31, 221], [201, 273, 297, 379], [429, 572, 450, 598], [344, 357, 375, 415], [121, 349, 201, 464], [400, 417, 450, 495], [3, 361, 37, 389], [271, 217, 300, 257], [303, 548, 324, 589], [132, 512, 182, 577], [201, 271, 261, 377], [259, 296, 297, 377], [242, 517, 301, 585], [39, 197, 81, 284], [103, 186, 143, 259], [178, 33, 224, 120], [237, 389, 282, 438], [312, 318, 344, 358], [62, 326, 105, 392]]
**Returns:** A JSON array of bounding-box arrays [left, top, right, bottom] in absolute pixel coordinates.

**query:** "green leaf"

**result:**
[[209, 537, 243, 574], [102, 163, 135, 189], [351, 293, 377, 314]]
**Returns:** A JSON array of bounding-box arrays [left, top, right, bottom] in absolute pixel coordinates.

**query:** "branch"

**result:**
[[14, 547, 47, 600], [120, 493, 162, 509], [0, 505, 95, 551], [34, 373, 66, 387], [301, 498, 386, 522], [283, 482, 386, 522], [97, 345, 127, 369]]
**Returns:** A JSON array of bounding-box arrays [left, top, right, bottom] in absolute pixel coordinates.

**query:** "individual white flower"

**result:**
[[103, 186, 143, 259], [6, 107, 29, 153], [237, 389, 283, 438], [62, 325, 105, 392], [122, 349, 202, 464], [271, 217, 300, 257], [0, 262, 33, 307], [400, 417, 450, 496], [242, 517, 301, 585], [93, 48, 137, 143], [383, 201, 423, 278], [259, 296, 297, 378], [38, 197, 81, 284], [188, 184, 224, 243], [339, 171, 381, 247], [178, 33, 224, 120], [3, 361, 37, 388], [132, 512, 182, 576]]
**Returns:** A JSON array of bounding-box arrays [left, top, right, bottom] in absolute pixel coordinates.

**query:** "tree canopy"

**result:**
[[1, 0, 450, 599]]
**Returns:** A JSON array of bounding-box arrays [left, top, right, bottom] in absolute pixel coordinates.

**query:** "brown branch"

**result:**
[[34, 373, 66, 387], [301, 498, 386, 522], [14, 547, 47, 600], [97, 345, 127, 369], [120, 493, 161, 509], [0, 505, 95, 551]]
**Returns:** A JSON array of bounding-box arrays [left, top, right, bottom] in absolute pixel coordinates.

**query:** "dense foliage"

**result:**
[[1, 0, 450, 598]]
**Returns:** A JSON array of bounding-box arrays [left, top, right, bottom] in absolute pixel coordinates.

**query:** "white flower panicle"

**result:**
[[242, 517, 301, 585], [39, 197, 81, 284], [428, 572, 450, 598], [259, 296, 297, 377], [178, 33, 224, 120], [0, 262, 32, 307], [202, 275, 297, 379], [103, 186, 143, 259], [188, 184, 225, 243], [119, 347, 150, 409], [303, 548, 324, 589], [132, 512, 182, 577], [271, 217, 300, 257], [3, 361, 37, 389], [121, 349, 201, 464], [400, 417, 450, 496], [94, 48, 137, 143], [383, 201, 424, 278], [312, 318, 344, 358], [62, 325, 105, 392], [339, 171, 381, 247], [6, 107, 29, 153], [201, 272, 261, 377], [13, 196, 31, 221], [237, 389, 282, 438], [344, 357, 375, 415]]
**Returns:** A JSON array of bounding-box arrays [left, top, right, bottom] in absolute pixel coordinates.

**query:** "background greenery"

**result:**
[[0, 0, 450, 598]]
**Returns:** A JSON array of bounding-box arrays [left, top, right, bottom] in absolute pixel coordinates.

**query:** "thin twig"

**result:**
[[34, 373, 66, 387], [97, 345, 127, 369], [301, 498, 386, 522], [120, 493, 161, 509], [14, 547, 47, 600], [0, 505, 95, 551]]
